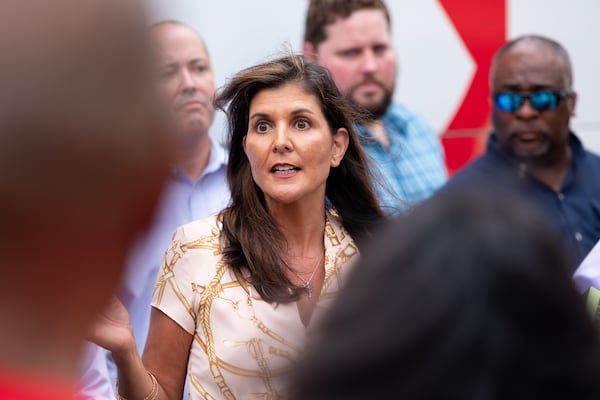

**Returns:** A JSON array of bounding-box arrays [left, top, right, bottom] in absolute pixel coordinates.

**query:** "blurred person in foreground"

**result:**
[[303, 0, 447, 214], [0, 0, 170, 398], [89, 54, 384, 399], [291, 191, 600, 399], [77, 20, 230, 399], [440, 35, 600, 268]]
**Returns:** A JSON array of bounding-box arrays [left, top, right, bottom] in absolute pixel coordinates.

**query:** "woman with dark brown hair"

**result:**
[[90, 53, 384, 399]]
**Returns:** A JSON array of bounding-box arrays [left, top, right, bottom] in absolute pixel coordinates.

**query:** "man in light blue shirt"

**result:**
[[303, 0, 447, 214], [78, 21, 229, 399]]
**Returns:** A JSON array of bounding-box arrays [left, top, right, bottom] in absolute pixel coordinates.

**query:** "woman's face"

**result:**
[[243, 83, 348, 209]]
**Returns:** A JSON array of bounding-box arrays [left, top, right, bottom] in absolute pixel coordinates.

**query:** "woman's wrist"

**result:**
[[112, 344, 158, 400], [110, 331, 139, 366], [117, 369, 158, 400]]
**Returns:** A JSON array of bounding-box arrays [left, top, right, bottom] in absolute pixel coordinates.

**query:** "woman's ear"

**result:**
[[330, 128, 349, 167]]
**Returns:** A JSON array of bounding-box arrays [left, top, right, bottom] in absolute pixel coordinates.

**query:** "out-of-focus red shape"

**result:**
[[0, 369, 74, 400], [438, 0, 506, 175]]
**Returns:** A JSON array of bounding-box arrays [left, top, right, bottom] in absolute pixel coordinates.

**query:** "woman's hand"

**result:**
[[88, 296, 136, 356]]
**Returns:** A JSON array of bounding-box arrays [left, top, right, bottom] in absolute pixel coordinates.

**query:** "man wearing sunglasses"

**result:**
[[439, 34, 600, 269]]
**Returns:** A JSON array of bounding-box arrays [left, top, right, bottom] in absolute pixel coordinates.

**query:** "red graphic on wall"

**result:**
[[438, 0, 506, 175]]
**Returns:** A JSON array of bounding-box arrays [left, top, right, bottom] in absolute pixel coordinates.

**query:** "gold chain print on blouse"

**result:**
[[152, 212, 358, 399]]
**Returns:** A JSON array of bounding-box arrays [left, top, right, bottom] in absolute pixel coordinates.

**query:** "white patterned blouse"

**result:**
[[152, 209, 359, 400]]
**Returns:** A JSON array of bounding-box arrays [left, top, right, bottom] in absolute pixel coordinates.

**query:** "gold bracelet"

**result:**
[[117, 370, 158, 400]]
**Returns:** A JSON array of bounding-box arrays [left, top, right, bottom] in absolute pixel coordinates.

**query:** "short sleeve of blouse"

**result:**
[[151, 216, 221, 335]]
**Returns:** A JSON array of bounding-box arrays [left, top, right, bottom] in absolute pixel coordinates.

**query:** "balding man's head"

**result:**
[[150, 21, 216, 146], [490, 35, 573, 90], [489, 34, 576, 164]]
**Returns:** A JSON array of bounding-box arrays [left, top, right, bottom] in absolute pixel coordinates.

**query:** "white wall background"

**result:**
[[147, 0, 600, 154]]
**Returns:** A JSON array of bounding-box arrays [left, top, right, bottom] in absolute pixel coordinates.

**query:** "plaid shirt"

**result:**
[[357, 102, 447, 215]]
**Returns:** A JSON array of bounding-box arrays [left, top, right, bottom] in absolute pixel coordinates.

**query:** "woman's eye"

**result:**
[[256, 122, 270, 133], [295, 119, 310, 130]]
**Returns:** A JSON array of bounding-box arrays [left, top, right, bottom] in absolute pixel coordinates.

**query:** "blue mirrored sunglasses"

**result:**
[[494, 90, 571, 112]]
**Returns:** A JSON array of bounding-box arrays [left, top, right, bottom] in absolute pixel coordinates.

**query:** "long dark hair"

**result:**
[[214, 54, 384, 303]]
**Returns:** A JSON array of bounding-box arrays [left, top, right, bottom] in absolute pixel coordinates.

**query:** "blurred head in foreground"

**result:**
[[291, 191, 600, 399], [0, 0, 170, 387]]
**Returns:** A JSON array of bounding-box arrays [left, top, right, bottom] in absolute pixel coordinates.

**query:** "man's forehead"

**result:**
[[503, 40, 565, 67], [321, 13, 391, 50], [152, 24, 203, 48], [153, 24, 208, 61]]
